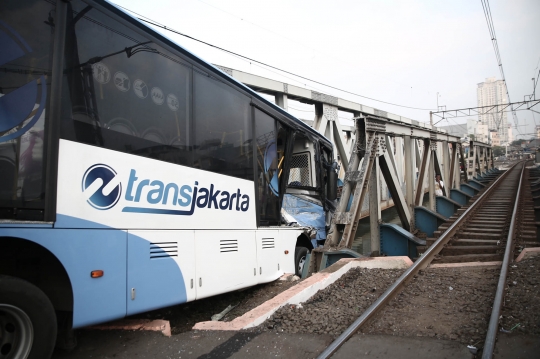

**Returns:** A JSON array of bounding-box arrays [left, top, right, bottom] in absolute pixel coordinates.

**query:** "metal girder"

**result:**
[[428, 147, 436, 210], [404, 136, 415, 226], [470, 140, 491, 148], [332, 118, 349, 172], [433, 151, 448, 197], [325, 118, 366, 248], [337, 135, 377, 249], [313, 104, 329, 140], [380, 151, 411, 230], [474, 147, 482, 177], [442, 141, 450, 190], [448, 143, 458, 189], [357, 116, 461, 142], [275, 93, 288, 111], [369, 156, 381, 256], [415, 139, 431, 206], [459, 144, 468, 182]]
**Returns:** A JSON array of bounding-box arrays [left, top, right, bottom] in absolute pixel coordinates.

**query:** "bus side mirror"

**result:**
[[327, 162, 338, 201]]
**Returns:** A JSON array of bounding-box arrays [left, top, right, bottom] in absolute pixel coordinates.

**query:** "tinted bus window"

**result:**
[[193, 72, 252, 180], [0, 0, 55, 218], [60, 0, 192, 166], [254, 109, 280, 225]]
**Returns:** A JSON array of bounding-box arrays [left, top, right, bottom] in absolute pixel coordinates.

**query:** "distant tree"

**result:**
[[493, 146, 505, 157], [511, 139, 525, 146], [469, 134, 475, 141]]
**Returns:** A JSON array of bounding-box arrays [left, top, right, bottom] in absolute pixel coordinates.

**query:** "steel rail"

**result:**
[[316, 162, 523, 359], [482, 162, 525, 358]]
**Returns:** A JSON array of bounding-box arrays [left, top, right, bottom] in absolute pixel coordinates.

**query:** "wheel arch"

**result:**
[[0, 236, 74, 312], [295, 233, 314, 251]]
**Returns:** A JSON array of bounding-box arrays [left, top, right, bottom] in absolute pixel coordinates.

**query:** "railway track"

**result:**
[[317, 161, 534, 358]]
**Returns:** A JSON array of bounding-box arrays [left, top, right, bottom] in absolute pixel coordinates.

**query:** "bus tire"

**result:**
[[294, 246, 309, 277], [0, 275, 57, 359]]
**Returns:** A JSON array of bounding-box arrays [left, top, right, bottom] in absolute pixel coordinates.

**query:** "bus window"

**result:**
[[254, 109, 280, 225], [0, 0, 56, 219], [60, 0, 192, 167], [287, 133, 317, 189], [193, 71, 252, 180]]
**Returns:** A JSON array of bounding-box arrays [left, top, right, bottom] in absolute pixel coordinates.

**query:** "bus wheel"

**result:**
[[0, 276, 57, 359], [294, 246, 309, 277]]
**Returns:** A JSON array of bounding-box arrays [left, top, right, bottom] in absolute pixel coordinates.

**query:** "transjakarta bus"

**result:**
[[0, 0, 338, 357]]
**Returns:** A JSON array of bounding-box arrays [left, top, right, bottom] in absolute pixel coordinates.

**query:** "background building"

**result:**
[[476, 123, 489, 143], [477, 77, 508, 143], [467, 118, 479, 137], [490, 130, 500, 146]]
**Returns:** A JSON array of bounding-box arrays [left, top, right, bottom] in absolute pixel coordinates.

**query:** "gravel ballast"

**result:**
[[263, 267, 405, 336], [133, 277, 300, 334], [362, 267, 499, 345], [500, 256, 540, 335]]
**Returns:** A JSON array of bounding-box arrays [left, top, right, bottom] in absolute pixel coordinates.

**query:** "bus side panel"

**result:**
[[279, 229, 302, 274], [127, 230, 195, 315], [255, 230, 282, 284], [0, 228, 127, 328], [57, 139, 257, 231], [194, 230, 257, 300]]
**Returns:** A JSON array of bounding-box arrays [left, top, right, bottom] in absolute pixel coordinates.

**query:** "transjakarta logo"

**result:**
[[82, 164, 122, 210], [82, 166, 250, 215]]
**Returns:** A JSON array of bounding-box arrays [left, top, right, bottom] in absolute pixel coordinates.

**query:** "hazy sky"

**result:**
[[110, 0, 540, 139]]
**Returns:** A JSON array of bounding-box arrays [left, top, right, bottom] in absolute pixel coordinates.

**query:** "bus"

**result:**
[[0, 0, 338, 357]]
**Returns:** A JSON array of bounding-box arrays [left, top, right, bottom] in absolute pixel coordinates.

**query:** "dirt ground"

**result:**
[[133, 276, 300, 334], [500, 256, 540, 335], [261, 267, 405, 337], [362, 266, 499, 346]]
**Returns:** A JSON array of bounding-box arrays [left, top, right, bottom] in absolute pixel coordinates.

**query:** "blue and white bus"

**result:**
[[0, 0, 338, 357]]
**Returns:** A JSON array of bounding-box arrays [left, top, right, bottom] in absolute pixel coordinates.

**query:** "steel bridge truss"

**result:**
[[322, 114, 493, 256], [214, 65, 494, 259]]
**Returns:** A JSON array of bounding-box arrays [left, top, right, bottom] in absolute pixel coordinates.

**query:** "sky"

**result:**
[[110, 0, 540, 140]]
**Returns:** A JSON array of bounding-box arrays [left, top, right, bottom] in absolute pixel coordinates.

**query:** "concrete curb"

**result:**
[[515, 247, 540, 262], [193, 256, 413, 331], [89, 319, 171, 337]]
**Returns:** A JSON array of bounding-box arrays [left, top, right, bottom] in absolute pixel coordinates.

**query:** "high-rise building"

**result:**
[[477, 77, 508, 143]]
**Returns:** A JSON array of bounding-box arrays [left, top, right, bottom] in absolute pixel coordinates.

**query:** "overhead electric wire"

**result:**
[[194, 0, 438, 96], [116, 4, 436, 112], [480, 0, 520, 135]]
